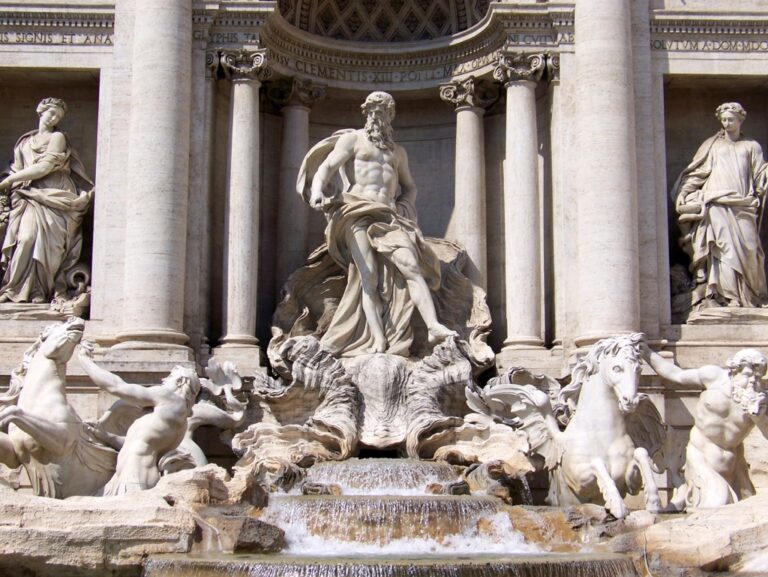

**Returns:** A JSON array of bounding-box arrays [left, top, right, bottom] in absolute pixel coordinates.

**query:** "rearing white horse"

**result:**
[[467, 333, 665, 519]]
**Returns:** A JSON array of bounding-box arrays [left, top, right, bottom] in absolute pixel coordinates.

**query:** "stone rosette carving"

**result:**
[[439, 77, 499, 109], [493, 52, 547, 85]]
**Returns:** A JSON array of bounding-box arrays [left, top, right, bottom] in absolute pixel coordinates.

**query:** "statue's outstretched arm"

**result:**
[[78, 343, 158, 408], [640, 341, 713, 389]]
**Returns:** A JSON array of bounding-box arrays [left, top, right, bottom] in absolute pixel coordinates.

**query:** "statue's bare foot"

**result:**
[[428, 323, 458, 346], [366, 338, 387, 354]]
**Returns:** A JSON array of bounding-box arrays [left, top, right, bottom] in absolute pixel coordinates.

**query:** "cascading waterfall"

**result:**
[[298, 458, 459, 495], [141, 459, 640, 577]]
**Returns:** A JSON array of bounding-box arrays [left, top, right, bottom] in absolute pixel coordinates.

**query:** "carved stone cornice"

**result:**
[[493, 52, 546, 86], [266, 78, 326, 109], [439, 77, 499, 110], [221, 48, 271, 81]]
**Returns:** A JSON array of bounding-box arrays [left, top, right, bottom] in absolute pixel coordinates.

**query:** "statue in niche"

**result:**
[[672, 102, 767, 311], [642, 344, 768, 510], [0, 98, 93, 307], [294, 91, 457, 357], [78, 341, 201, 496]]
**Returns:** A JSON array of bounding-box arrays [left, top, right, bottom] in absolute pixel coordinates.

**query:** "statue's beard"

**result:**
[[365, 116, 394, 150], [732, 374, 765, 414]]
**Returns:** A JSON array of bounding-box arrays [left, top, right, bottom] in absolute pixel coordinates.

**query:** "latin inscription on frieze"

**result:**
[[0, 31, 113, 46], [652, 38, 768, 52], [272, 51, 499, 84]]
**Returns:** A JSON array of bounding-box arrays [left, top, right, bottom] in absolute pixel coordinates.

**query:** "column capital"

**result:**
[[205, 50, 220, 80], [439, 77, 499, 110], [267, 77, 326, 109], [493, 52, 547, 85], [221, 47, 271, 81]]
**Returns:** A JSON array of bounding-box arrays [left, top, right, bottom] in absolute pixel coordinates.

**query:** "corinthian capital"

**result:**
[[439, 77, 499, 110], [493, 52, 546, 85], [221, 48, 270, 81], [267, 78, 326, 109]]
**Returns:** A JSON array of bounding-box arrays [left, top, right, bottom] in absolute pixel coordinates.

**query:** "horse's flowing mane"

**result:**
[[0, 323, 59, 404], [558, 333, 643, 411]]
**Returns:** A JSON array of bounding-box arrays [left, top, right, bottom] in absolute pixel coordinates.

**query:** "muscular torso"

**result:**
[[349, 131, 400, 207], [690, 384, 754, 473]]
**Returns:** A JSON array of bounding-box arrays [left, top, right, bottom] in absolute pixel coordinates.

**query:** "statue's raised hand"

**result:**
[[79, 339, 95, 359]]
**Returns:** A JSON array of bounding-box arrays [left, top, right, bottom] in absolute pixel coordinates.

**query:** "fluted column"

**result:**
[[439, 77, 497, 289], [272, 79, 326, 295], [116, 0, 192, 349], [574, 0, 640, 346], [494, 53, 546, 349], [218, 48, 268, 354]]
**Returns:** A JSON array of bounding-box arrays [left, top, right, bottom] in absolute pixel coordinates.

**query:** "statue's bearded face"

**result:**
[[364, 105, 394, 150], [731, 361, 767, 415]]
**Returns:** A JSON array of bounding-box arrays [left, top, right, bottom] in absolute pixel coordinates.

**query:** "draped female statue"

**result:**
[[0, 98, 93, 304], [672, 102, 767, 310]]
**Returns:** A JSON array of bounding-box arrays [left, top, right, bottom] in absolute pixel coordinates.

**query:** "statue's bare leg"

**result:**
[[0, 406, 72, 456], [631, 447, 661, 512], [590, 457, 628, 519], [0, 431, 20, 469], [347, 226, 387, 353], [391, 247, 457, 345]]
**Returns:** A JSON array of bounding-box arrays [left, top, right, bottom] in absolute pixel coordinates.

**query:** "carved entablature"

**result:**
[[221, 48, 271, 82], [266, 78, 326, 109], [649, 14, 768, 54], [493, 52, 547, 86], [439, 77, 499, 110], [0, 6, 113, 49]]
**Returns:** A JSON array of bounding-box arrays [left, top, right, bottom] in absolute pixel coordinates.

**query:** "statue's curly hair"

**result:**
[[361, 91, 395, 120], [36, 97, 68, 117], [715, 102, 746, 122]]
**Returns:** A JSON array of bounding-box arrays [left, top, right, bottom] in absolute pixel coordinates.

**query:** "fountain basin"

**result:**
[[142, 552, 640, 577]]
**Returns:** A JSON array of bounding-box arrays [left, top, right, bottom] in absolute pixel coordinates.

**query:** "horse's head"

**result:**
[[39, 317, 86, 363], [563, 333, 643, 415]]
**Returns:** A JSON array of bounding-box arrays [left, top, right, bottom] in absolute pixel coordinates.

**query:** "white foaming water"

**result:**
[[260, 497, 542, 557], [294, 459, 459, 496]]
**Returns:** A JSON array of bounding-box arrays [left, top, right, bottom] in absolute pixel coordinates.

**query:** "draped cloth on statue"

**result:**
[[672, 130, 767, 307], [321, 193, 442, 357], [1, 130, 93, 302]]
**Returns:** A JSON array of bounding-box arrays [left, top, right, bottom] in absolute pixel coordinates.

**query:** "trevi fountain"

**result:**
[[0, 1, 768, 576]]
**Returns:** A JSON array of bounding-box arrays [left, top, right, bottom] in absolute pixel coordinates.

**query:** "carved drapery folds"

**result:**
[[438, 77, 499, 110]]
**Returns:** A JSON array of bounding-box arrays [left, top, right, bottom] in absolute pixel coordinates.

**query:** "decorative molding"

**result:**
[[276, 0, 491, 43], [493, 52, 546, 85], [221, 47, 271, 81], [439, 77, 498, 110], [266, 77, 326, 109]]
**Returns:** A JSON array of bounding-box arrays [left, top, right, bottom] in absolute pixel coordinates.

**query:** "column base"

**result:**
[[573, 330, 637, 348], [496, 344, 567, 379], [107, 329, 195, 376], [211, 343, 265, 377]]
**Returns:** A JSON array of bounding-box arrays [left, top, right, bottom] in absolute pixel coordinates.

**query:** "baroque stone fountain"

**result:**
[[1, 93, 768, 577]]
